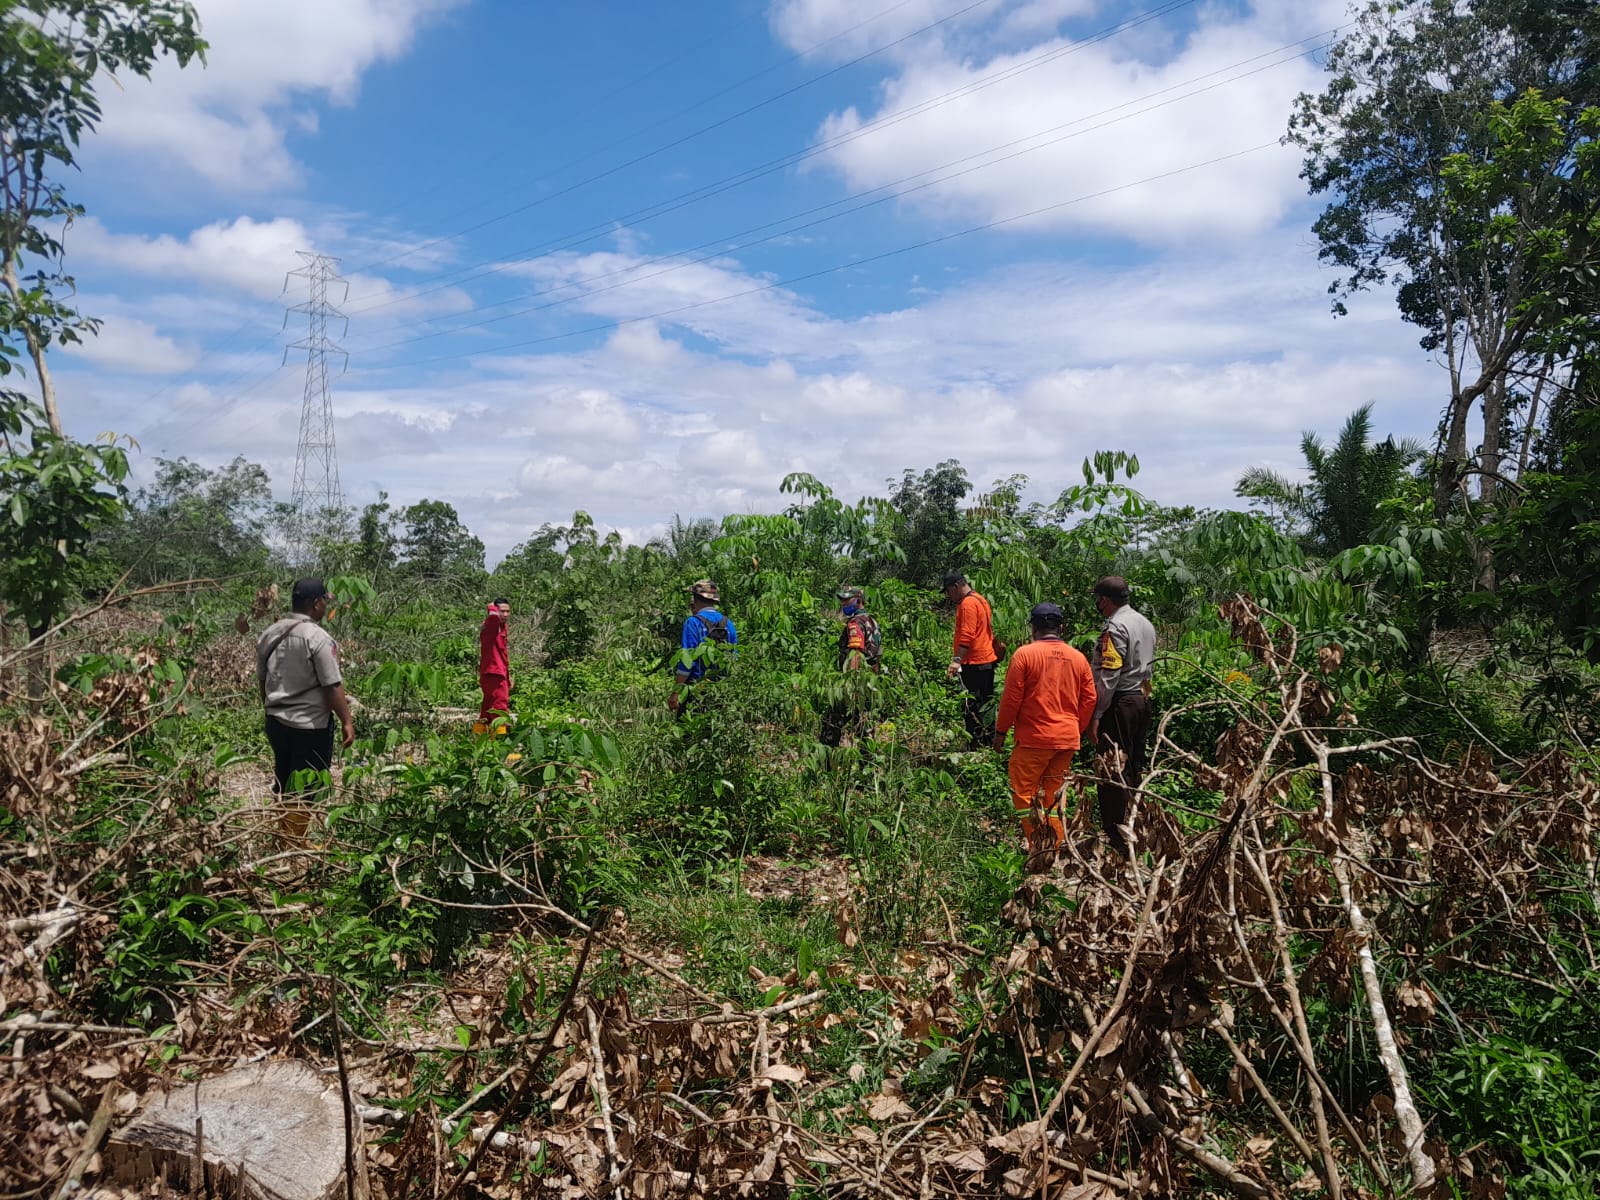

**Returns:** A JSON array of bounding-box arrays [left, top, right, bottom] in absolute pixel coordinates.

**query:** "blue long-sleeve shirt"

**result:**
[[675, 609, 737, 681]]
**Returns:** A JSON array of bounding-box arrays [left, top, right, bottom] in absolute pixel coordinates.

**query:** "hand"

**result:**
[[340, 720, 356, 749], [1088, 720, 1100, 745], [946, 660, 962, 680], [667, 691, 680, 713], [992, 731, 1007, 753]]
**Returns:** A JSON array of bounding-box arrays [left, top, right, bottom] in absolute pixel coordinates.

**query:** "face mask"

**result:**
[[841, 602, 859, 616]]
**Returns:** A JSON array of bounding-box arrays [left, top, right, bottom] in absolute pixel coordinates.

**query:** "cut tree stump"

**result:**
[[105, 1060, 368, 1200]]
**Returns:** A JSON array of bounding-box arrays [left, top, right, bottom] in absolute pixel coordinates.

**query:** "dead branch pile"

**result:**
[[4, 596, 1597, 1198]]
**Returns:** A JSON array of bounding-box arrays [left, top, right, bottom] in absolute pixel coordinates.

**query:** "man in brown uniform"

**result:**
[[257, 577, 355, 839], [1088, 576, 1156, 856]]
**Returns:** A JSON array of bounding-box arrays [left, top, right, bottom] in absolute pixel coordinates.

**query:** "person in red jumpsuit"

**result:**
[[477, 598, 511, 730]]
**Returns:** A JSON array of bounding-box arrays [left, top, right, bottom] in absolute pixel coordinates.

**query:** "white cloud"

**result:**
[[504, 249, 838, 361], [93, 0, 463, 191], [204, 228, 1430, 562], [72, 216, 310, 300], [801, 0, 1346, 242], [768, 0, 1098, 61], [69, 216, 472, 321], [57, 314, 196, 375]]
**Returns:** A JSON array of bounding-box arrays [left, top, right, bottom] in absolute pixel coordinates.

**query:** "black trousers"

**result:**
[[265, 714, 334, 799], [959, 662, 997, 747], [1097, 691, 1152, 853]]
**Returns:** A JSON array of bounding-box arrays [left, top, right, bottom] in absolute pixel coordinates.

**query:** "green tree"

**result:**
[[1, 2, 204, 434], [355, 491, 399, 579], [888, 459, 970, 588], [1288, 0, 1599, 518], [1466, 95, 1600, 657], [96, 455, 277, 585], [649, 514, 719, 565], [1236, 404, 1425, 554], [398, 498, 485, 579], [0, 395, 127, 641]]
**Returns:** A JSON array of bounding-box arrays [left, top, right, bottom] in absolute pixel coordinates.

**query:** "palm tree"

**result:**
[[1237, 404, 1426, 553]]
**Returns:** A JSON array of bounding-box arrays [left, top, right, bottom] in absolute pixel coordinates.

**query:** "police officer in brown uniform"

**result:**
[[257, 578, 355, 839], [1088, 576, 1155, 856]]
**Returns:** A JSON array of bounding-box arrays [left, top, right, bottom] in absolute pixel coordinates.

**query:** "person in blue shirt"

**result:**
[[669, 579, 736, 713]]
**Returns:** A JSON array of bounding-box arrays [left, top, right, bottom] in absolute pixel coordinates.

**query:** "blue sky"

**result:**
[[45, 0, 1442, 561]]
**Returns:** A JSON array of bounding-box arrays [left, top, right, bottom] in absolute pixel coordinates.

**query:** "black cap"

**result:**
[[1029, 601, 1064, 623], [292, 577, 330, 607], [940, 571, 967, 589]]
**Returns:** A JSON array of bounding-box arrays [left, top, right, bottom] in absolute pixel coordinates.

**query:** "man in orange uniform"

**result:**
[[943, 571, 1000, 748], [476, 597, 511, 733], [993, 602, 1098, 857]]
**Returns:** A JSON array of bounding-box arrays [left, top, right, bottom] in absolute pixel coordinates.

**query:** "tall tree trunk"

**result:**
[[1476, 376, 1504, 593], [1435, 385, 1473, 519], [1481, 375, 1504, 506], [0, 252, 64, 438], [1515, 357, 1556, 481], [25, 621, 49, 707]]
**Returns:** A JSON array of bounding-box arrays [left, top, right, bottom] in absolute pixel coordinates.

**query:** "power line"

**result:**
[[128, 0, 1210, 426], [340, 30, 1336, 354], [379, 2, 775, 225], [127, 0, 1010, 404], [341, 0, 1203, 315], [371, 141, 1282, 373], [350, 0, 1003, 277]]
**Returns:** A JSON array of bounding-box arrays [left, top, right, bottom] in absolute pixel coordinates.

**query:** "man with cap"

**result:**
[[669, 579, 737, 713], [993, 602, 1098, 859], [1088, 576, 1156, 856], [942, 571, 1001, 748], [257, 577, 355, 840], [820, 586, 882, 747]]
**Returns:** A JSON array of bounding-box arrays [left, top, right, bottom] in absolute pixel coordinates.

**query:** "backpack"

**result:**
[[846, 613, 883, 667], [693, 612, 731, 644]]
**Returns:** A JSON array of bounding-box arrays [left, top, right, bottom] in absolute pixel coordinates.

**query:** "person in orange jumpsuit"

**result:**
[[993, 601, 1098, 857], [477, 598, 511, 731]]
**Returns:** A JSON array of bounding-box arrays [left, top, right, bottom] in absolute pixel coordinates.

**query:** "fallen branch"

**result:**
[[1038, 861, 1166, 1132], [9, 905, 79, 962], [585, 1005, 621, 1184], [1125, 1081, 1273, 1200], [647, 989, 826, 1027], [1307, 740, 1435, 1194], [49, 1083, 117, 1200], [357, 1105, 544, 1158], [441, 919, 599, 1200], [0, 1014, 148, 1037]]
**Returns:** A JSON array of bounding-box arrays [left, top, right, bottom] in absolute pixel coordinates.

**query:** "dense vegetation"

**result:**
[[3, 1, 1600, 1198]]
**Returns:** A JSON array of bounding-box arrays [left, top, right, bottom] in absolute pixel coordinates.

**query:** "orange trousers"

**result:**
[[1008, 746, 1074, 847]]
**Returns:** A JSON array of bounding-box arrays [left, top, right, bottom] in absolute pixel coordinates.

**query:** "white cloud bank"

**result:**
[[783, 0, 1348, 242], [63, 229, 1444, 564], [94, 0, 463, 191]]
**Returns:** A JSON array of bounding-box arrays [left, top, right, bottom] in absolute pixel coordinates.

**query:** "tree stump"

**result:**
[[105, 1060, 368, 1200]]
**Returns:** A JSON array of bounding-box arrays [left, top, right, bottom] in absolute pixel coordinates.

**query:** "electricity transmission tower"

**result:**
[[284, 252, 349, 542]]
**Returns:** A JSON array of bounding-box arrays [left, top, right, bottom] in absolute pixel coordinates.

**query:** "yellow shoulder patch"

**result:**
[[1098, 631, 1123, 671]]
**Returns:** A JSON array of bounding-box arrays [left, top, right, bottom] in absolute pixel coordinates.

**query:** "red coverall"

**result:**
[[478, 607, 509, 721]]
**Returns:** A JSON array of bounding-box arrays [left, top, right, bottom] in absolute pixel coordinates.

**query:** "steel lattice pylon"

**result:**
[[284, 252, 350, 529]]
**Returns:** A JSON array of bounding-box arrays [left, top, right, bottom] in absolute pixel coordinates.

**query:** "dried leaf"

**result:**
[[760, 1062, 806, 1085], [1094, 1013, 1129, 1058], [865, 1092, 913, 1121], [835, 901, 859, 948], [940, 1146, 988, 1173]]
